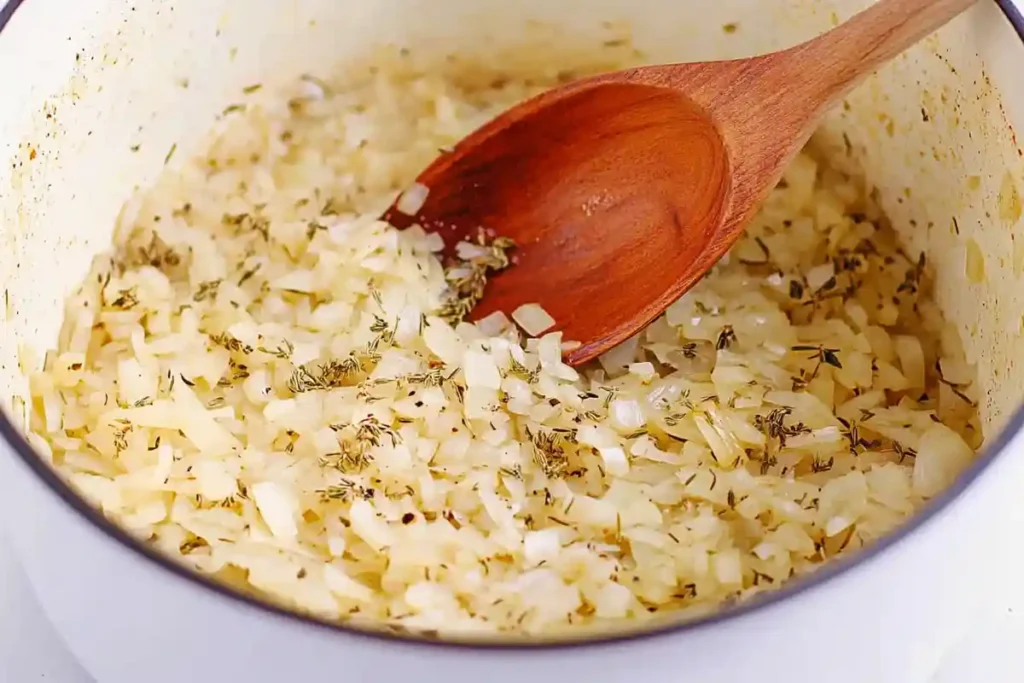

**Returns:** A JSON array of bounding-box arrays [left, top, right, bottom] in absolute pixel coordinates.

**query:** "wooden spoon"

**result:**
[[384, 0, 977, 365]]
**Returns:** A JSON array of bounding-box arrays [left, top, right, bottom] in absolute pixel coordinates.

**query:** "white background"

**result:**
[[1, 0, 1023, 680]]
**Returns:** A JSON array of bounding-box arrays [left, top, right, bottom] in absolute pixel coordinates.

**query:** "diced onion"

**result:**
[[512, 303, 556, 336], [395, 182, 430, 215]]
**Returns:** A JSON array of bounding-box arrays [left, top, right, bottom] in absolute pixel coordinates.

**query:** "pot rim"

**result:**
[[1, 0, 1022, 652]]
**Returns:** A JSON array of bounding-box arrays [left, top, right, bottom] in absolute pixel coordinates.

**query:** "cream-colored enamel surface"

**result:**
[[0, 0, 1022, 441]]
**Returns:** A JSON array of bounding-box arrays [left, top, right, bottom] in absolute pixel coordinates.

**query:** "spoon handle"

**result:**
[[626, 0, 980, 166], [718, 0, 981, 140], [785, 0, 980, 106], [663, 0, 979, 206], [615, 0, 982, 263]]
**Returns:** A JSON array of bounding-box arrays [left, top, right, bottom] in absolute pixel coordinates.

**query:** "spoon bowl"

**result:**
[[390, 81, 730, 364], [386, 0, 979, 365]]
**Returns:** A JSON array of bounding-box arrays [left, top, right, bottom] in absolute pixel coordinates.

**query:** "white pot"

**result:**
[[2, 1, 1024, 681]]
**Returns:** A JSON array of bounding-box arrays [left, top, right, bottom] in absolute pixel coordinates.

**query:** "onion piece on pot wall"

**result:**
[[912, 423, 974, 497]]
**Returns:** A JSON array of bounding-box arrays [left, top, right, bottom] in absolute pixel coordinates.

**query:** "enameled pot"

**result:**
[[1, 1, 1023, 681]]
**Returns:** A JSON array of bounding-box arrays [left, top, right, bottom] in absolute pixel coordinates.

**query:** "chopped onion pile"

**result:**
[[26, 48, 981, 639]]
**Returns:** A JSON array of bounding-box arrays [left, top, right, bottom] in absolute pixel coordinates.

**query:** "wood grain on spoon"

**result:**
[[384, 0, 979, 366]]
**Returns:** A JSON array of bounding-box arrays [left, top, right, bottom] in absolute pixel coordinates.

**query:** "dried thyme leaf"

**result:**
[[109, 287, 140, 310], [525, 425, 576, 479], [194, 279, 223, 302], [258, 340, 294, 359], [438, 234, 516, 324], [715, 326, 737, 350], [209, 332, 253, 354], [287, 357, 361, 393]]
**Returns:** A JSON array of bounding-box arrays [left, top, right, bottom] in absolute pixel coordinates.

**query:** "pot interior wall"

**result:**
[[1, 0, 1022, 455]]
